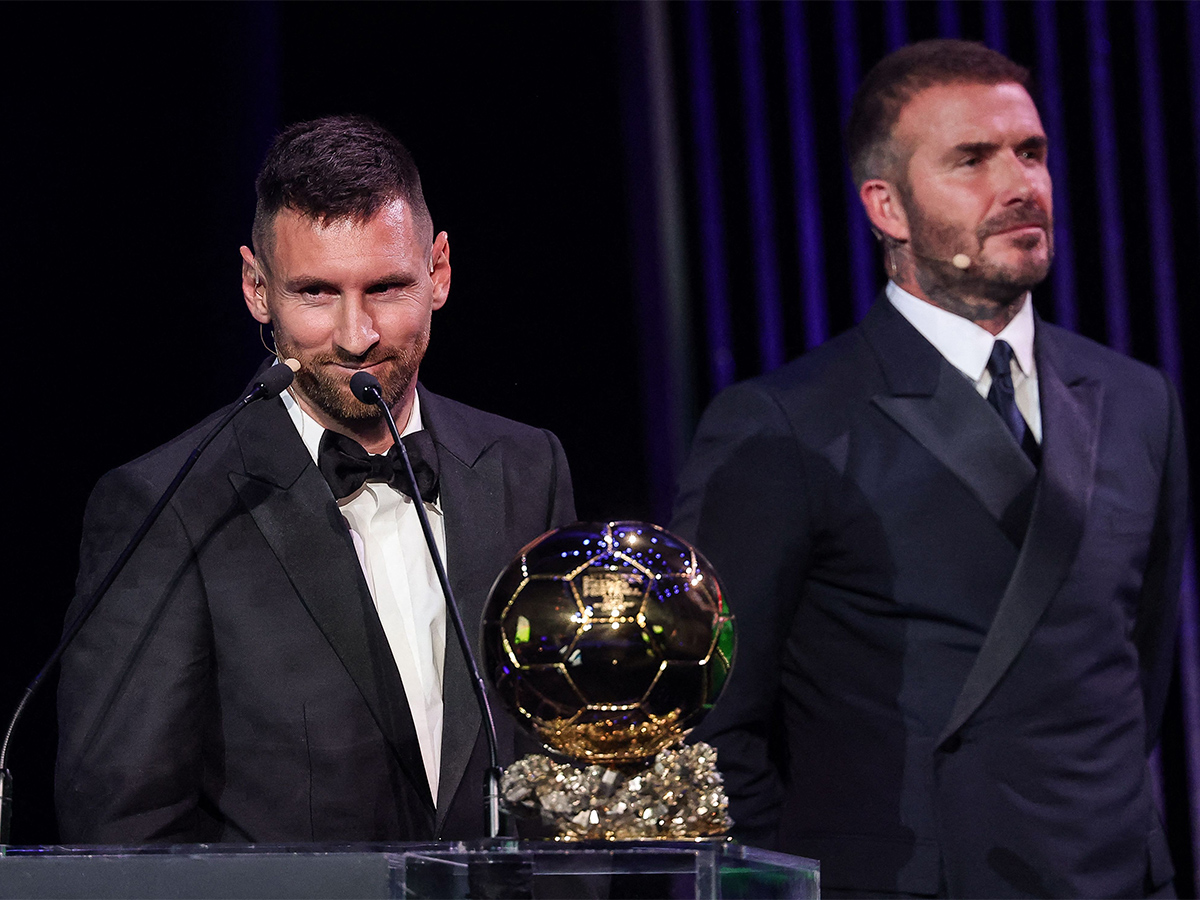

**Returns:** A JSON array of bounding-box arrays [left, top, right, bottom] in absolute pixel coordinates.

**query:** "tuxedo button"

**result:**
[[941, 734, 962, 753]]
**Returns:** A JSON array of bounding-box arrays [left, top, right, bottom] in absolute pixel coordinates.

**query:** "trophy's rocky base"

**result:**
[[503, 743, 732, 840], [0, 840, 820, 899]]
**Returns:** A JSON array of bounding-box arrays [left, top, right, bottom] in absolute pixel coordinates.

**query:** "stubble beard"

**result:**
[[276, 332, 428, 427], [906, 197, 1054, 324]]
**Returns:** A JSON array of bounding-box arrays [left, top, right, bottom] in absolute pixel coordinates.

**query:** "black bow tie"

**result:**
[[317, 429, 440, 503]]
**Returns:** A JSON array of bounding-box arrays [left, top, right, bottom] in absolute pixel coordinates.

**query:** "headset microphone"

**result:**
[[910, 248, 973, 271]]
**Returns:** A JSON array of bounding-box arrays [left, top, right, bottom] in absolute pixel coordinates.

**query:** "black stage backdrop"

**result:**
[[5, 2, 1197, 890]]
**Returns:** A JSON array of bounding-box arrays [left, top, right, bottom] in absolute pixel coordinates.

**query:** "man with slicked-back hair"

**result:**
[[674, 41, 1185, 897], [57, 116, 575, 843]]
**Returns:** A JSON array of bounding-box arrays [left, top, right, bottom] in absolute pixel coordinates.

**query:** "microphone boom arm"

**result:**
[[350, 372, 503, 839], [0, 363, 294, 848]]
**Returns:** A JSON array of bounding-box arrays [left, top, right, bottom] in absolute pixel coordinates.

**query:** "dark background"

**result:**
[[4, 1, 1197, 889]]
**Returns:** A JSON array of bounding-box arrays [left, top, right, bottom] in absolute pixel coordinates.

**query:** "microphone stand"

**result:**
[[0, 363, 296, 849], [349, 371, 503, 839]]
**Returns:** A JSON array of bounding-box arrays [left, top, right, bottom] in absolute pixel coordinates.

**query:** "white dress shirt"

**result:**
[[282, 388, 447, 800], [886, 282, 1042, 443]]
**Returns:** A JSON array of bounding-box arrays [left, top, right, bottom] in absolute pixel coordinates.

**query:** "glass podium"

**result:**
[[0, 839, 819, 898]]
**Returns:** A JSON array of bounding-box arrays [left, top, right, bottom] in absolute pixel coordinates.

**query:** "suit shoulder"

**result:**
[[419, 386, 576, 524], [1039, 323, 1157, 377], [762, 326, 874, 393], [1038, 323, 1176, 404], [700, 325, 877, 433], [95, 402, 244, 492], [418, 387, 569, 474], [421, 391, 544, 435]]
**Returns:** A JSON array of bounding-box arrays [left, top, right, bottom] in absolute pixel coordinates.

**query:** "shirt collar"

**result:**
[[281, 380, 425, 465], [886, 281, 1036, 381]]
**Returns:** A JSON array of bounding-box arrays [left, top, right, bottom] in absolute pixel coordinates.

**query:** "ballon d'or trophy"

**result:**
[[482, 521, 736, 840]]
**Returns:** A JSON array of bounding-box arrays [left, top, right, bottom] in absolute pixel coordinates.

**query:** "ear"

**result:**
[[429, 231, 451, 310], [240, 245, 271, 324], [859, 179, 910, 243]]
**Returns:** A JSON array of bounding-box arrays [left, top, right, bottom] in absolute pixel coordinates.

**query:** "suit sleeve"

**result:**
[[670, 382, 812, 849], [541, 428, 577, 528], [55, 466, 216, 843], [1131, 371, 1189, 752]]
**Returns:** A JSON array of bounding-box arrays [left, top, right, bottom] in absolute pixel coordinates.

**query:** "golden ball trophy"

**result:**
[[482, 522, 736, 840]]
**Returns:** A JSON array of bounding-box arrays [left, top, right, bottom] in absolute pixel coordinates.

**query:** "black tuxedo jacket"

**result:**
[[673, 299, 1186, 897], [56, 381, 575, 844]]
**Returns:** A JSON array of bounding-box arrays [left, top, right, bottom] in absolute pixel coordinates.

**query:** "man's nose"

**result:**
[[997, 152, 1044, 204], [334, 296, 380, 357]]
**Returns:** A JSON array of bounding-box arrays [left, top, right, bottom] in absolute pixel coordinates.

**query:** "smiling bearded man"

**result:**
[[56, 115, 576, 845], [674, 40, 1186, 898]]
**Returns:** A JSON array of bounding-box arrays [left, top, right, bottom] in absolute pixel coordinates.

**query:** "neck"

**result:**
[[893, 256, 1024, 336]]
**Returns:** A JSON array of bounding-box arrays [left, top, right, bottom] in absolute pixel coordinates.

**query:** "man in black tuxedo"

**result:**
[[56, 116, 575, 843], [673, 41, 1185, 897]]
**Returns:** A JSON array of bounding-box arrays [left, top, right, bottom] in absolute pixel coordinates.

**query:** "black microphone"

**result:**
[[251, 358, 300, 400], [0, 360, 296, 848], [349, 370, 504, 839]]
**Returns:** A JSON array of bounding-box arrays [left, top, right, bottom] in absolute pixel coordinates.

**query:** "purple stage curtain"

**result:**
[[622, 1, 1199, 891]]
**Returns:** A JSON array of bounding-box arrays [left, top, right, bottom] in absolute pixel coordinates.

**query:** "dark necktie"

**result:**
[[317, 429, 440, 502], [987, 340, 1040, 465]]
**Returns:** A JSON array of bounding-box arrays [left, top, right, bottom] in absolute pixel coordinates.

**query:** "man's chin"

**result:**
[[295, 379, 370, 422], [294, 367, 413, 426], [970, 247, 1050, 293], [329, 397, 387, 423], [984, 235, 1052, 276]]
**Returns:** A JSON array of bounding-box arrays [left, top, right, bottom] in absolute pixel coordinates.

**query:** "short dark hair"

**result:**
[[251, 115, 432, 265], [847, 40, 1031, 186]]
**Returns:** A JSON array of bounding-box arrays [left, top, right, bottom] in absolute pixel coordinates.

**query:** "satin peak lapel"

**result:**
[[227, 399, 434, 811], [868, 328, 1036, 532], [420, 389, 499, 833], [936, 345, 1102, 746]]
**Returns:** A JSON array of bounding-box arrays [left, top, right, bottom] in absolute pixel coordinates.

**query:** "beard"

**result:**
[[276, 331, 428, 426], [906, 194, 1054, 313]]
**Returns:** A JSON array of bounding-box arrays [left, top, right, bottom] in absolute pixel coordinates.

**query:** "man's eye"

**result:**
[[369, 282, 410, 296]]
